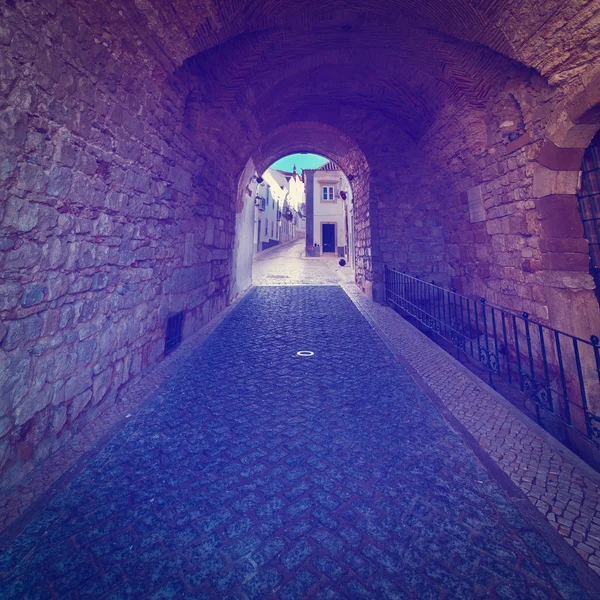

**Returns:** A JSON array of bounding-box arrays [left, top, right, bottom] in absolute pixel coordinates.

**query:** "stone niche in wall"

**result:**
[[496, 93, 531, 153]]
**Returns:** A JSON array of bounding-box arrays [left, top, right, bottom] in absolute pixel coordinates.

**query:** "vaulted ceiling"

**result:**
[[127, 0, 600, 151]]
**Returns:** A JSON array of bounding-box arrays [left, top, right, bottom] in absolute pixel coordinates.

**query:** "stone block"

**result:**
[[205, 218, 215, 245], [69, 390, 92, 422], [532, 166, 579, 198], [521, 260, 543, 273], [52, 405, 67, 432], [486, 204, 518, 220], [59, 305, 75, 329], [76, 242, 96, 268], [2, 197, 39, 232], [91, 272, 109, 290], [506, 131, 532, 154], [22, 285, 47, 307], [537, 195, 584, 239], [78, 321, 103, 341], [184, 232, 195, 266], [76, 339, 97, 366], [17, 163, 48, 193], [537, 139, 584, 171], [541, 252, 590, 272], [0, 416, 10, 438], [64, 373, 92, 403], [0, 440, 10, 471], [41, 309, 61, 337], [545, 287, 600, 340], [0, 282, 22, 310], [539, 237, 589, 253], [504, 215, 528, 235], [486, 219, 503, 235], [47, 347, 78, 384], [168, 264, 211, 294], [53, 134, 77, 167], [98, 322, 117, 355], [536, 270, 596, 290], [43, 237, 68, 270], [3, 242, 42, 269], [0, 107, 28, 151], [47, 166, 73, 198], [14, 386, 51, 426], [0, 157, 16, 185], [134, 246, 155, 262], [79, 299, 98, 323], [92, 365, 113, 405], [1, 315, 43, 351], [68, 277, 92, 294]]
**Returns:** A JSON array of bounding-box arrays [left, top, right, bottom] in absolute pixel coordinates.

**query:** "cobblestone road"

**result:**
[[1, 285, 598, 599], [252, 238, 351, 287]]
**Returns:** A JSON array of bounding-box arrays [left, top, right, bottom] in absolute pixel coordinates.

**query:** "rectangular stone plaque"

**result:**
[[467, 186, 486, 223]]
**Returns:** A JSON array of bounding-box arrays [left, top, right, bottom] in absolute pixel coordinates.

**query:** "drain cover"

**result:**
[[296, 350, 314, 357]]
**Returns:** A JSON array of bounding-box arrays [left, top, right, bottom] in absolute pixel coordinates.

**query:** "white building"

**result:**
[[253, 176, 280, 252], [253, 167, 305, 252], [303, 161, 354, 266], [277, 165, 305, 212]]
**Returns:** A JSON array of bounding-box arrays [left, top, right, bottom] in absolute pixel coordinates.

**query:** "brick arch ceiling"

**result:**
[[133, 0, 600, 85], [172, 0, 600, 167], [250, 122, 368, 176], [252, 65, 444, 141], [181, 21, 516, 144], [132, 0, 516, 67]]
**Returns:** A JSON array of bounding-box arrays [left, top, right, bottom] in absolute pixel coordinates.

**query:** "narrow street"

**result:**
[[252, 237, 353, 287], [1, 244, 599, 599]]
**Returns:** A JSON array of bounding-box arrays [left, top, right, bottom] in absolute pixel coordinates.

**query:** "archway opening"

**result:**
[[231, 145, 367, 301]]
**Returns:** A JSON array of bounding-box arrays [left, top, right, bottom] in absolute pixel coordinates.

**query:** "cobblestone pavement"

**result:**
[[2, 285, 599, 599], [0, 238, 346, 535], [342, 284, 600, 579], [252, 237, 352, 287]]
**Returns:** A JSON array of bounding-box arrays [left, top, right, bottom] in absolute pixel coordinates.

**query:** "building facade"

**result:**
[[253, 167, 304, 253], [304, 162, 354, 266]]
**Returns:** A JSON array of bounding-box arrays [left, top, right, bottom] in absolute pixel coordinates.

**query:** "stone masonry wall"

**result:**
[[0, 0, 238, 488], [418, 65, 600, 338], [372, 140, 449, 287]]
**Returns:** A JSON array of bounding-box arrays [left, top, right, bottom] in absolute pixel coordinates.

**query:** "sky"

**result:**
[[269, 153, 329, 174]]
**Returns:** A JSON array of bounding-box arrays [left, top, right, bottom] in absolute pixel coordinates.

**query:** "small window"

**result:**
[[165, 312, 184, 355], [265, 219, 268, 235], [322, 186, 335, 201]]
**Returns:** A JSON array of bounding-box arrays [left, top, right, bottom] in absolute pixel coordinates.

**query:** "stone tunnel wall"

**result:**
[[411, 66, 600, 339], [0, 1, 238, 487], [4, 0, 600, 490], [368, 56, 600, 339], [371, 140, 449, 288]]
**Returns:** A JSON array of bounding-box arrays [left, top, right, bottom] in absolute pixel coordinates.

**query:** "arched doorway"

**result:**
[[230, 123, 372, 302]]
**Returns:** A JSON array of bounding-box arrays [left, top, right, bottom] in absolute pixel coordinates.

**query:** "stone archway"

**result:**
[[230, 122, 374, 300], [531, 73, 600, 338]]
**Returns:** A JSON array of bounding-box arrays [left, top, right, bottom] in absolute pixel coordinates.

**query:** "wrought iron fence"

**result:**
[[384, 267, 600, 453]]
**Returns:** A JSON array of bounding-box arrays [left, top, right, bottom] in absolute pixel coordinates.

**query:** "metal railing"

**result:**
[[384, 267, 600, 453]]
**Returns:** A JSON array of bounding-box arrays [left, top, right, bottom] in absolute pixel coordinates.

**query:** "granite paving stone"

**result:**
[[0, 285, 598, 598]]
